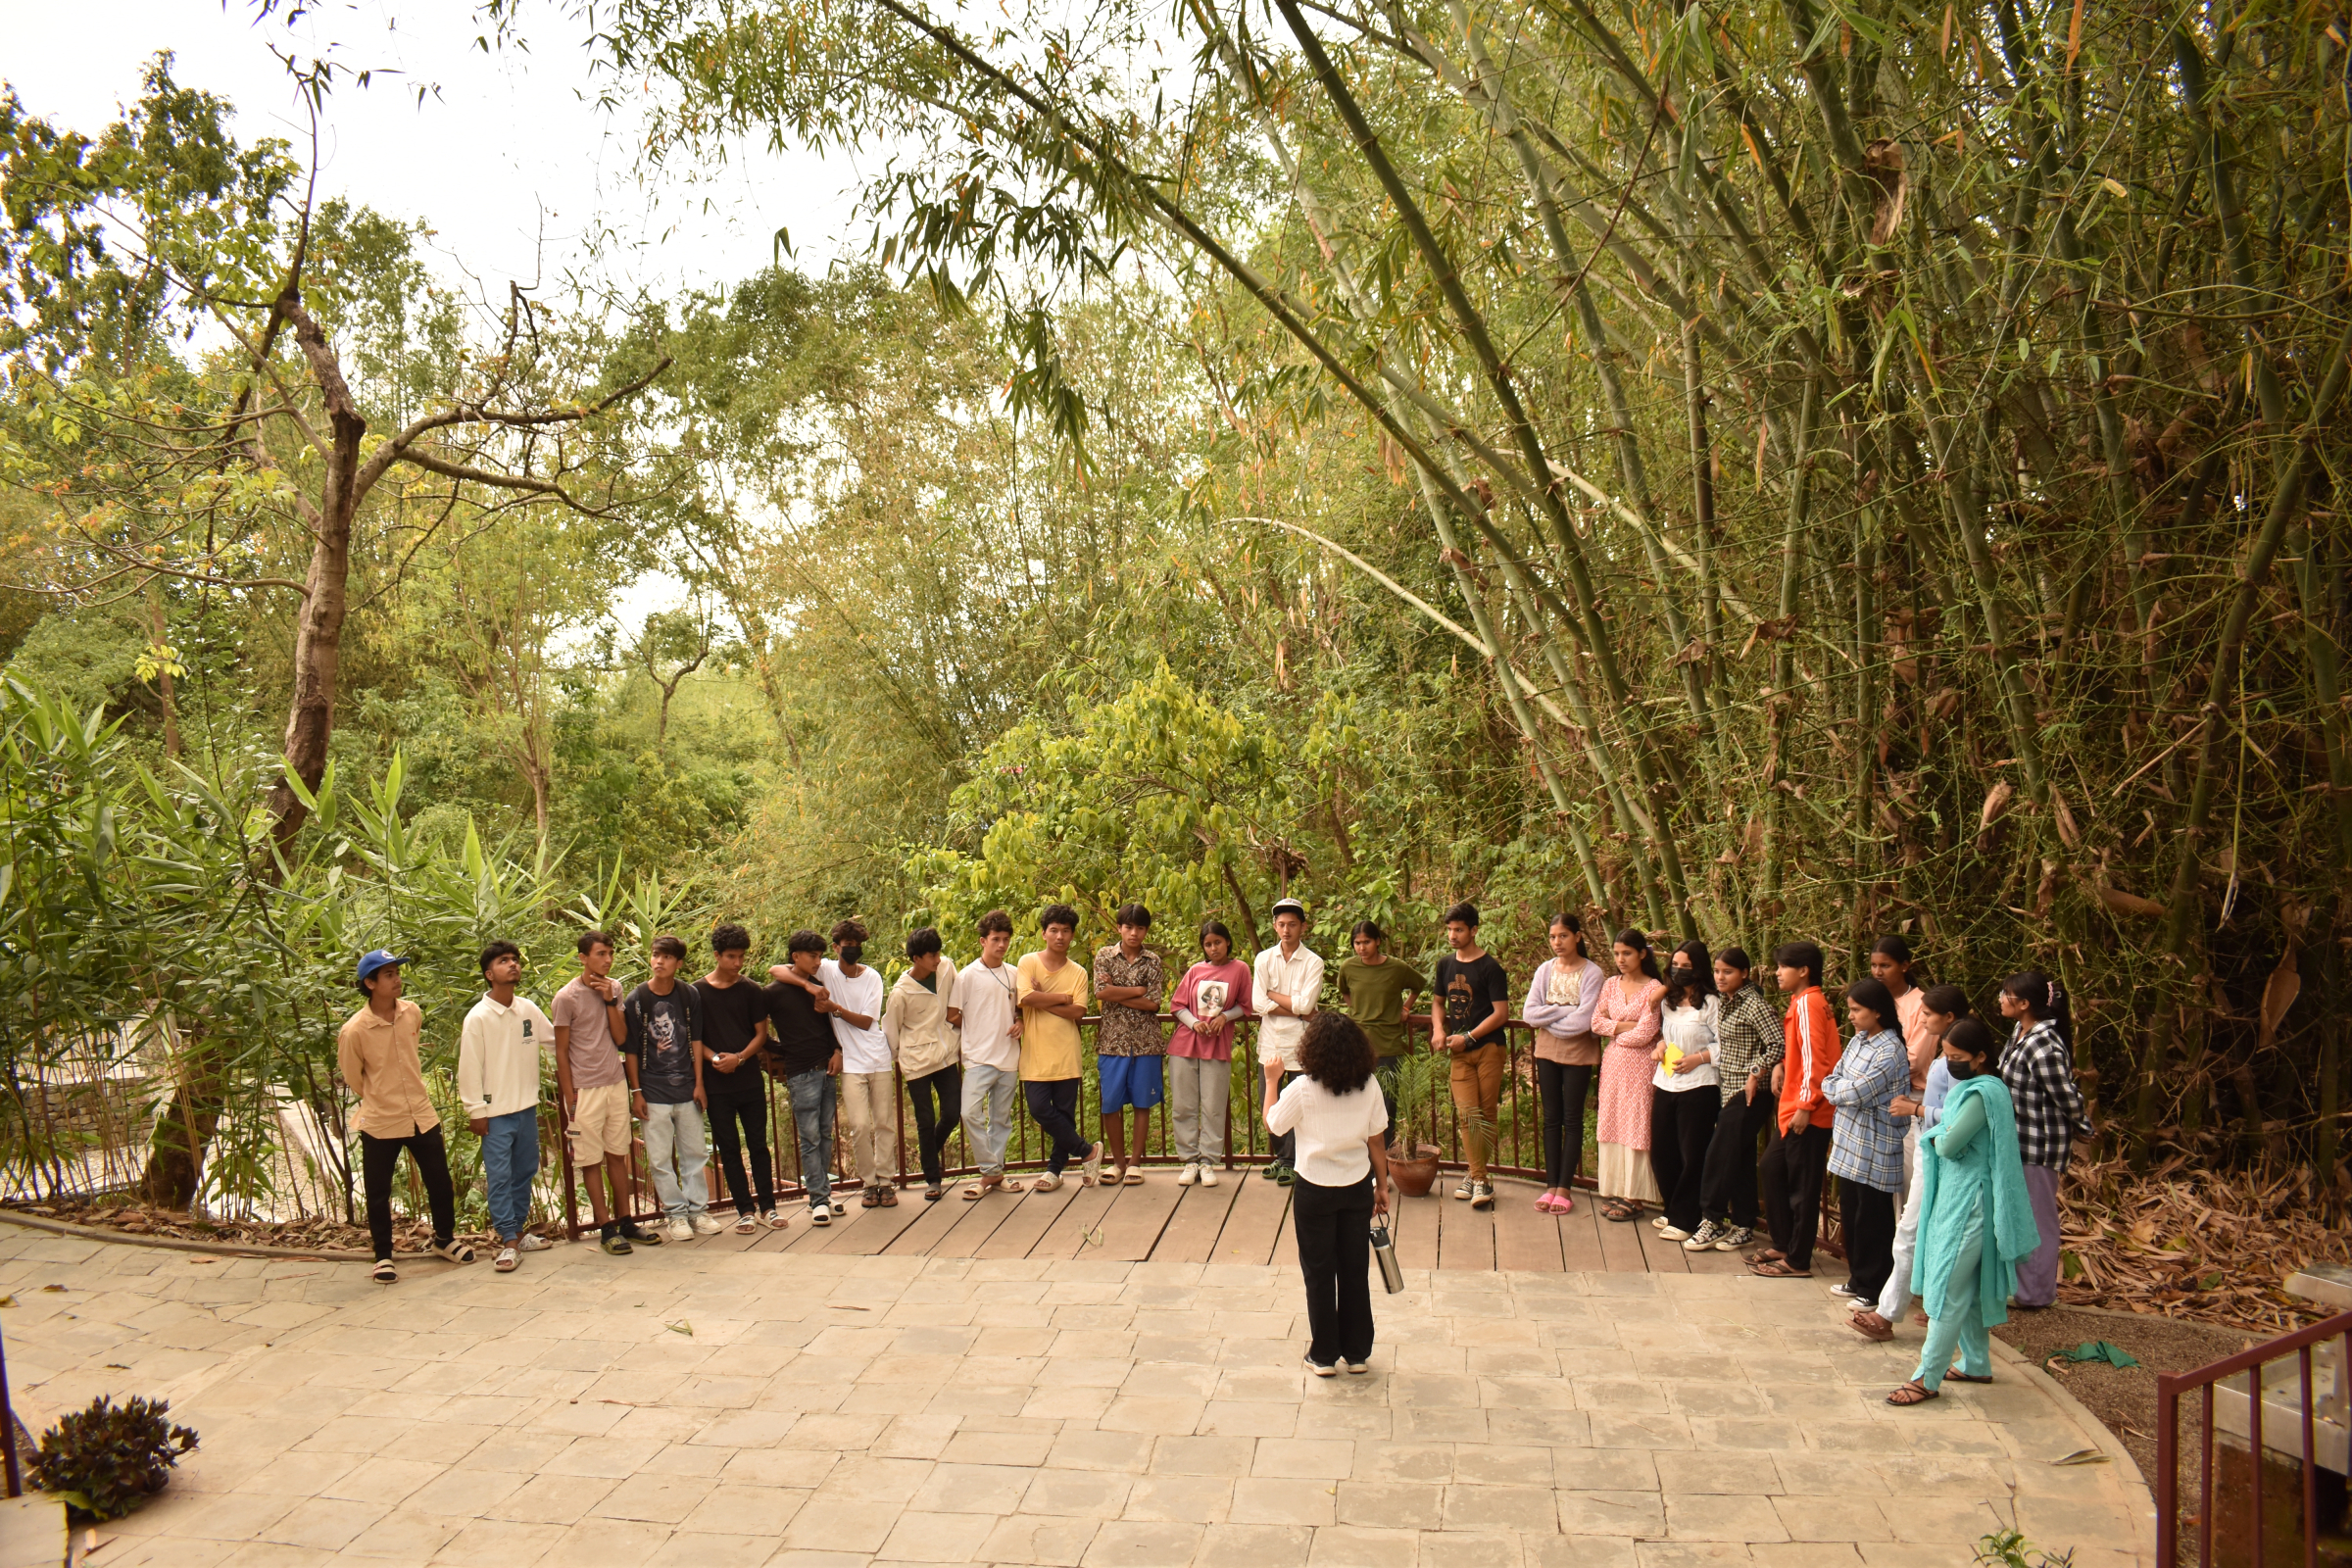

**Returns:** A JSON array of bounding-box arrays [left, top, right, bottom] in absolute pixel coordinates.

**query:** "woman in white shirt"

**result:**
[[1521, 913, 1604, 1214], [1648, 940, 1723, 1243], [1264, 1012, 1394, 1377]]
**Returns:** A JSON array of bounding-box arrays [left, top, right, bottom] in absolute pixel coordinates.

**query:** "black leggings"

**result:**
[[707, 1093, 775, 1215], [1536, 1059, 1594, 1189], [906, 1065, 963, 1186], [361, 1125, 457, 1262], [1024, 1079, 1091, 1173]]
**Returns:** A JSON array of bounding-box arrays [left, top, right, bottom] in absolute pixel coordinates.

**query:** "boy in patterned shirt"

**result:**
[[1093, 904, 1167, 1184]]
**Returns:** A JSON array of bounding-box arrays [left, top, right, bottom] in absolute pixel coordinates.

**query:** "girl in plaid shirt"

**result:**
[[1998, 971, 2088, 1309], [1824, 977, 1912, 1309]]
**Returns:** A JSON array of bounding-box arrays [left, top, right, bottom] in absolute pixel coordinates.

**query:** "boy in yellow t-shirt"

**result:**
[[1017, 904, 1102, 1189]]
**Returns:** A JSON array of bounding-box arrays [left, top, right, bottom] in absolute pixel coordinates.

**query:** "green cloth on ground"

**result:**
[[1910, 1073, 2041, 1330], [2056, 1341, 2142, 1369]]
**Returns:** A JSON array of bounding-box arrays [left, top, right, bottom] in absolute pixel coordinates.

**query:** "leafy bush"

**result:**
[[1975, 1529, 2075, 1568], [27, 1395, 198, 1521]]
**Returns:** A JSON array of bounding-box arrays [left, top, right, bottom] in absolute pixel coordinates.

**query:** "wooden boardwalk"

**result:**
[[684, 1172, 1751, 1274]]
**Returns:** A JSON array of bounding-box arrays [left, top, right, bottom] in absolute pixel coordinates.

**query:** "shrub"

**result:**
[[27, 1395, 198, 1521]]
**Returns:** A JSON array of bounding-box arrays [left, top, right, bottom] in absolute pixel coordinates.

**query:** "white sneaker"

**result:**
[[1650, 1214, 1670, 1231], [1304, 1356, 1338, 1378], [665, 1217, 694, 1243], [691, 1213, 723, 1235], [1658, 1223, 1691, 1242], [514, 1232, 552, 1251], [1200, 1166, 1219, 1188], [1176, 1163, 1200, 1187]]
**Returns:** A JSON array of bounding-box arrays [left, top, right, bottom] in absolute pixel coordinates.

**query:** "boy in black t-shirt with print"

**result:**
[[1431, 903, 1510, 1209]]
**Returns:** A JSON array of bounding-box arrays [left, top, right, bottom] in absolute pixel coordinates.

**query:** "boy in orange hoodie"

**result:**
[[1751, 942, 1840, 1278]]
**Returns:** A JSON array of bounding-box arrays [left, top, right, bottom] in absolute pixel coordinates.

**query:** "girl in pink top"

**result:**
[[1168, 921, 1256, 1182], [1592, 928, 1666, 1220]]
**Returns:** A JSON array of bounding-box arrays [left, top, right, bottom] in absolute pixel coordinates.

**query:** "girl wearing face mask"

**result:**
[[1647, 941, 1720, 1241], [1887, 1019, 2040, 1405], [1521, 913, 1604, 1213], [1851, 984, 1970, 1341]]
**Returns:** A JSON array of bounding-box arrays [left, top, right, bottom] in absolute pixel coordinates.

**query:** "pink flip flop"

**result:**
[[1537, 1193, 1570, 1214]]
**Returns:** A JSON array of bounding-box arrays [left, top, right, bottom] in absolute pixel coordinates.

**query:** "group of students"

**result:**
[[334, 896, 2090, 1398], [1512, 914, 2091, 1402]]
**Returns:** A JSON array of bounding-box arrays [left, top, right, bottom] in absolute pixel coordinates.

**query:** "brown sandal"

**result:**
[[1601, 1201, 1641, 1223], [1887, 1379, 1938, 1406], [1944, 1371, 1993, 1385], [1749, 1258, 1812, 1278], [1848, 1311, 1895, 1342], [1747, 1248, 1788, 1264]]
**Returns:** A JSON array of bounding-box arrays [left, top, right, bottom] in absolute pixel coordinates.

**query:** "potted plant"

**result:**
[[1385, 1052, 1446, 1197], [29, 1395, 198, 1524]]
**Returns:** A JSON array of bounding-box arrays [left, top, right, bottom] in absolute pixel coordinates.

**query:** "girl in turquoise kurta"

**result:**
[[1886, 1019, 2042, 1405]]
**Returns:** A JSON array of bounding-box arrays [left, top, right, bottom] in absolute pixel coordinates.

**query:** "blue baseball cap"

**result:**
[[356, 949, 409, 984]]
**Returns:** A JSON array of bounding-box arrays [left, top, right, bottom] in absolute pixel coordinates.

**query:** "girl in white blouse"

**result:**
[[1265, 1013, 1394, 1376], [1649, 941, 1722, 1242]]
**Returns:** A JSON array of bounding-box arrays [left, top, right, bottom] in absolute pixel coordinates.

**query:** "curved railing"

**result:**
[[555, 1011, 1597, 1235]]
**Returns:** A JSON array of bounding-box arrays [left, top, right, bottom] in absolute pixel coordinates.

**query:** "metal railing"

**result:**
[[554, 1011, 1619, 1235], [548, 1008, 1838, 1248], [2157, 1305, 2352, 1568]]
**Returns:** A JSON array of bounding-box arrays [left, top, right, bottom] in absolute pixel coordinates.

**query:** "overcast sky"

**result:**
[[8, 0, 887, 635], [5, 0, 869, 301]]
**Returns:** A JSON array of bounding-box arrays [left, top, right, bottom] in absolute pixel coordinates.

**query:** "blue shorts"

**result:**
[[1097, 1054, 1166, 1113]]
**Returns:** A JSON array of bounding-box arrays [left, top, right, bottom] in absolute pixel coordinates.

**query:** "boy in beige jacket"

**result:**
[[884, 927, 962, 1200]]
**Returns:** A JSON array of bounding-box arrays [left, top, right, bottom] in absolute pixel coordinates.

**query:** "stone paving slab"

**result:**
[[0, 1227, 2154, 1566]]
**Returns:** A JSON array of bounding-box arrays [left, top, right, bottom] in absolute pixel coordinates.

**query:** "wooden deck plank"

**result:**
[[1594, 1205, 1650, 1272], [974, 1179, 1080, 1259], [832, 1188, 934, 1256], [1437, 1197, 1494, 1271], [1557, 1193, 1607, 1272], [1492, 1184, 1564, 1272], [790, 1190, 883, 1253], [872, 1188, 974, 1256], [1634, 1213, 1691, 1274], [1089, 1175, 1185, 1262], [1391, 1195, 1439, 1273], [1032, 1177, 1123, 1259], [1210, 1167, 1291, 1267], [1684, 1234, 1749, 1273], [1149, 1178, 1243, 1265], [921, 1183, 1030, 1259]]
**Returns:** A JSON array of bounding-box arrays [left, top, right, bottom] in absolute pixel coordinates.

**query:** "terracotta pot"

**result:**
[[1390, 1143, 1444, 1198]]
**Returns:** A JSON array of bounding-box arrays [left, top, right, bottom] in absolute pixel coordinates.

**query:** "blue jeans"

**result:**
[[787, 1069, 837, 1205], [641, 1099, 710, 1219], [480, 1108, 539, 1241]]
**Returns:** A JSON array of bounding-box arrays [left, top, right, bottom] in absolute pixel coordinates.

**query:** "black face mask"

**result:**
[[1947, 1057, 1979, 1080], [1667, 965, 1697, 989], [839, 943, 863, 964]]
